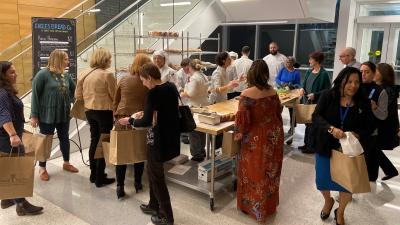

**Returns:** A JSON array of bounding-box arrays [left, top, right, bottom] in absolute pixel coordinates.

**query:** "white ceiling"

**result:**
[[217, 0, 337, 24]]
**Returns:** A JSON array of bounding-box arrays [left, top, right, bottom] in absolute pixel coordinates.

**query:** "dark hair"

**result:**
[[247, 60, 271, 90], [269, 41, 278, 47], [139, 63, 161, 80], [180, 58, 190, 67], [0, 61, 17, 94], [332, 67, 363, 103], [215, 52, 229, 66], [241, 46, 250, 54], [309, 51, 324, 64], [377, 63, 395, 86], [361, 61, 376, 73]]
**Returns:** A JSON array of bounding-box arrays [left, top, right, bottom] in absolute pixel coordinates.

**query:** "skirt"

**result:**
[[315, 153, 349, 192]]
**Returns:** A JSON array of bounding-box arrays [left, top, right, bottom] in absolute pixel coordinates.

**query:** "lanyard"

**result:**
[[339, 104, 350, 130]]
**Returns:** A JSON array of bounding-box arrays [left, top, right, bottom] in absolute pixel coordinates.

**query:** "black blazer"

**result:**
[[309, 89, 374, 157], [133, 82, 180, 162]]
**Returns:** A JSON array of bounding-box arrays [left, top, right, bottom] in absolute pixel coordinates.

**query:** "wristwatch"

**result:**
[[328, 126, 334, 134]]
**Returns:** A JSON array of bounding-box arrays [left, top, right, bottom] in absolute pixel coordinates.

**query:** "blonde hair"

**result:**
[[90, 48, 112, 69], [47, 50, 68, 74], [130, 53, 151, 75], [190, 59, 205, 71]]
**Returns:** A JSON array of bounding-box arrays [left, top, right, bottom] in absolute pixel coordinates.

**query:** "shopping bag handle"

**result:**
[[8, 146, 21, 157]]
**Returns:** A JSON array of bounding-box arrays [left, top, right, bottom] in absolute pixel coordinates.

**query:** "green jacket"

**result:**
[[302, 67, 331, 103], [31, 68, 75, 124]]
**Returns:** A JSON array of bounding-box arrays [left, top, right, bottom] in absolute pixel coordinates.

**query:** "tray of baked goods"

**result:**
[[148, 31, 179, 38], [277, 88, 291, 100], [197, 112, 235, 125], [165, 48, 182, 54], [136, 48, 155, 54]]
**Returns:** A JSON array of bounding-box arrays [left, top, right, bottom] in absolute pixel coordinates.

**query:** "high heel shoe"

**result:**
[[320, 197, 334, 220], [116, 185, 125, 199], [134, 182, 143, 193]]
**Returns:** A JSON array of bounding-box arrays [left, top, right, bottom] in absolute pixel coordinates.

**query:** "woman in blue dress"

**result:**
[[310, 67, 373, 225]]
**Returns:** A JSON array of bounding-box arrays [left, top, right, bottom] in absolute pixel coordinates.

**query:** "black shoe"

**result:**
[[298, 145, 307, 150], [301, 148, 315, 154], [1, 199, 15, 209], [90, 173, 96, 183], [320, 197, 334, 220], [140, 204, 158, 216], [151, 215, 173, 225], [191, 156, 204, 162], [16, 200, 43, 216], [117, 185, 125, 199], [382, 173, 398, 181], [286, 140, 293, 145], [134, 182, 143, 193], [95, 177, 115, 188]]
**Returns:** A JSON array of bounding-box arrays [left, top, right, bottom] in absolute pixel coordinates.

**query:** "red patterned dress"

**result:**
[[235, 95, 284, 222]]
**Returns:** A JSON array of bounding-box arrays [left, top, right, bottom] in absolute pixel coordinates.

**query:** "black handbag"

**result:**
[[178, 96, 196, 133]]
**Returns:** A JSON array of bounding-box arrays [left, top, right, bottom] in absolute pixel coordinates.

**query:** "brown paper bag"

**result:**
[[28, 132, 53, 162], [109, 128, 147, 165], [70, 99, 86, 121], [330, 150, 371, 193], [222, 130, 240, 157], [94, 134, 110, 159], [0, 151, 35, 199], [294, 103, 316, 124], [102, 141, 111, 164]]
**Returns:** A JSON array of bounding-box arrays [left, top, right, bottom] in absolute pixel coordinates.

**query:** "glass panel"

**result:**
[[359, 3, 400, 16], [391, 28, 400, 85], [359, 28, 384, 64], [258, 25, 295, 58]]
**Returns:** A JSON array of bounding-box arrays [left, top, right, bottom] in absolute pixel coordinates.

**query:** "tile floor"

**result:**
[[1, 110, 399, 225]]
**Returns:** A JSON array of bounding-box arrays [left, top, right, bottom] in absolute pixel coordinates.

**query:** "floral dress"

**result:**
[[235, 95, 284, 222]]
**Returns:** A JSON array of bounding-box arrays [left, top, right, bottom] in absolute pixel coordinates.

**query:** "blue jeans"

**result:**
[[38, 121, 70, 168]]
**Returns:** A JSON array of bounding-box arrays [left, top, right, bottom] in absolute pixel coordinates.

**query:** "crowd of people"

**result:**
[[0, 41, 399, 225]]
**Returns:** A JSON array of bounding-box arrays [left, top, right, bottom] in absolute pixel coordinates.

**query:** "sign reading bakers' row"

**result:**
[[32, 17, 77, 80]]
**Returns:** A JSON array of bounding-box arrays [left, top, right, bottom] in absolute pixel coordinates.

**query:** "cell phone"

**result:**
[[368, 89, 375, 100]]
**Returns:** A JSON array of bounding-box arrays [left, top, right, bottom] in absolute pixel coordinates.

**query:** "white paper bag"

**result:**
[[339, 132, 364, 156]]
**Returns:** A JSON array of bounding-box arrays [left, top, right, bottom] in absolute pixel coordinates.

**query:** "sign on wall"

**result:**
[[32, 17, 77, 80]]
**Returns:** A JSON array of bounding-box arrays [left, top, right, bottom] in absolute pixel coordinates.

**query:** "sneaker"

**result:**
[[16, 200, 43, 216], [1, 199, 15, 209]]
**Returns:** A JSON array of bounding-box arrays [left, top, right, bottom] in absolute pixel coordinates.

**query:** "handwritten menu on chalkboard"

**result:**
[[32, 17, 77, 80]]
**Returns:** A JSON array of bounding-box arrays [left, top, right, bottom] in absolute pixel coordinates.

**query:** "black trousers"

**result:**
[[116, 162, 145, 186], [227, 92, 241, 100], [364, 135, 398, 181], [147, 151, 174, 222], [85, 110, 113, 183], [304, 124, 311, 147]]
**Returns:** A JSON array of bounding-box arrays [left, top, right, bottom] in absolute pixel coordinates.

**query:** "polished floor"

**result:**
[[1, 111, 399, 225]]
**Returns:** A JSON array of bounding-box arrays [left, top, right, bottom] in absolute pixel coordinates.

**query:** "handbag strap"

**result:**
[[81, 68, 98, 85]]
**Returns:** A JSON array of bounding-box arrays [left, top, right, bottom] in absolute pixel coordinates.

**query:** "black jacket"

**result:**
[[309, 89, 374, 157]]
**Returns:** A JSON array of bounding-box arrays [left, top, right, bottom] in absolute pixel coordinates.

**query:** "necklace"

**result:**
[[51, 72, 67, 93]]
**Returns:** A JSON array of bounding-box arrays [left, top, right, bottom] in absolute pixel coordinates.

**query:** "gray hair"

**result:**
[[345, 47, 357, 58]]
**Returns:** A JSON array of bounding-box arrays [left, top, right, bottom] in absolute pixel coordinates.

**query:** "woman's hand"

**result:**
[[299, 88, 305, 96], [132, 111, 144, 119], [10, 135, 22, 147], [118, 117, 130, 126], [371, 100, 378, 110], [307, 93, 315, 101], [331, 127, 345, 139], [30, 117, 39, 128], [229, 80, 239, 89]]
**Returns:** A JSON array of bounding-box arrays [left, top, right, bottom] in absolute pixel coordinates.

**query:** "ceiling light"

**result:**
[[221, 0, 245, 2], [160, 2, 191, 7], [88, 9, 101, 13], [221, 20, 289, 25]]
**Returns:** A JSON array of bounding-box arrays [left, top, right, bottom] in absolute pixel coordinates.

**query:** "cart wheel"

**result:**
[[210, 198, 214, 211], [286, 140, 292, 145]]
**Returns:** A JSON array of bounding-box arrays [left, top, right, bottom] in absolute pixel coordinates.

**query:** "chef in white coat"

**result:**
[[263, 41, 287, 87]]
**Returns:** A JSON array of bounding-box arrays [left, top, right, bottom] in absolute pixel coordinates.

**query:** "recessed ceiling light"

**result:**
[[160, 2, 191, 7]]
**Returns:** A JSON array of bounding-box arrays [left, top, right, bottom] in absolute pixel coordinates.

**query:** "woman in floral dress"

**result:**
[[235, 60, 284, 222]]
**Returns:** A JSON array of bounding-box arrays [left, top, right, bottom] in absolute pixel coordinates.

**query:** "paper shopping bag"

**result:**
[[330, 150, 371, 193], [94, 134, 110, 159], [294, 103, 316, 124], [222, 130, 240, 157], [70, 99, 87, 121], [28, 132, 53, 162], [109, 128, 147, 165], [0, 151, 35, 199]]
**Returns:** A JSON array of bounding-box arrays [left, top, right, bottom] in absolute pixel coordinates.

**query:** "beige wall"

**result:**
[[0, 0, 96, 96]]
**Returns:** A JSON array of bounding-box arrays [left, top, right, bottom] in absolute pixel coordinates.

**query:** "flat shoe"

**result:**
[[63, 164, 79, 173], [39, 170, 49, 181]]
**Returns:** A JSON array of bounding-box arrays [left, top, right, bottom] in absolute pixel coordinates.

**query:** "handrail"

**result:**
[[0, 0, 96, 58], [77, 0, 143, 55]]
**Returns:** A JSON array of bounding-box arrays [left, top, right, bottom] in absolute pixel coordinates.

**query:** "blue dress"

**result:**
[[315, 153, 349, 192]]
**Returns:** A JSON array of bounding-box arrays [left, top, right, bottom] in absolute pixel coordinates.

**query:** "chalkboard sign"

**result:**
[[32, 17, 77, 80]]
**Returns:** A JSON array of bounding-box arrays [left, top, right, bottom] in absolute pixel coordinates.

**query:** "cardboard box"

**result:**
[[198, 156, 233, 182]]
